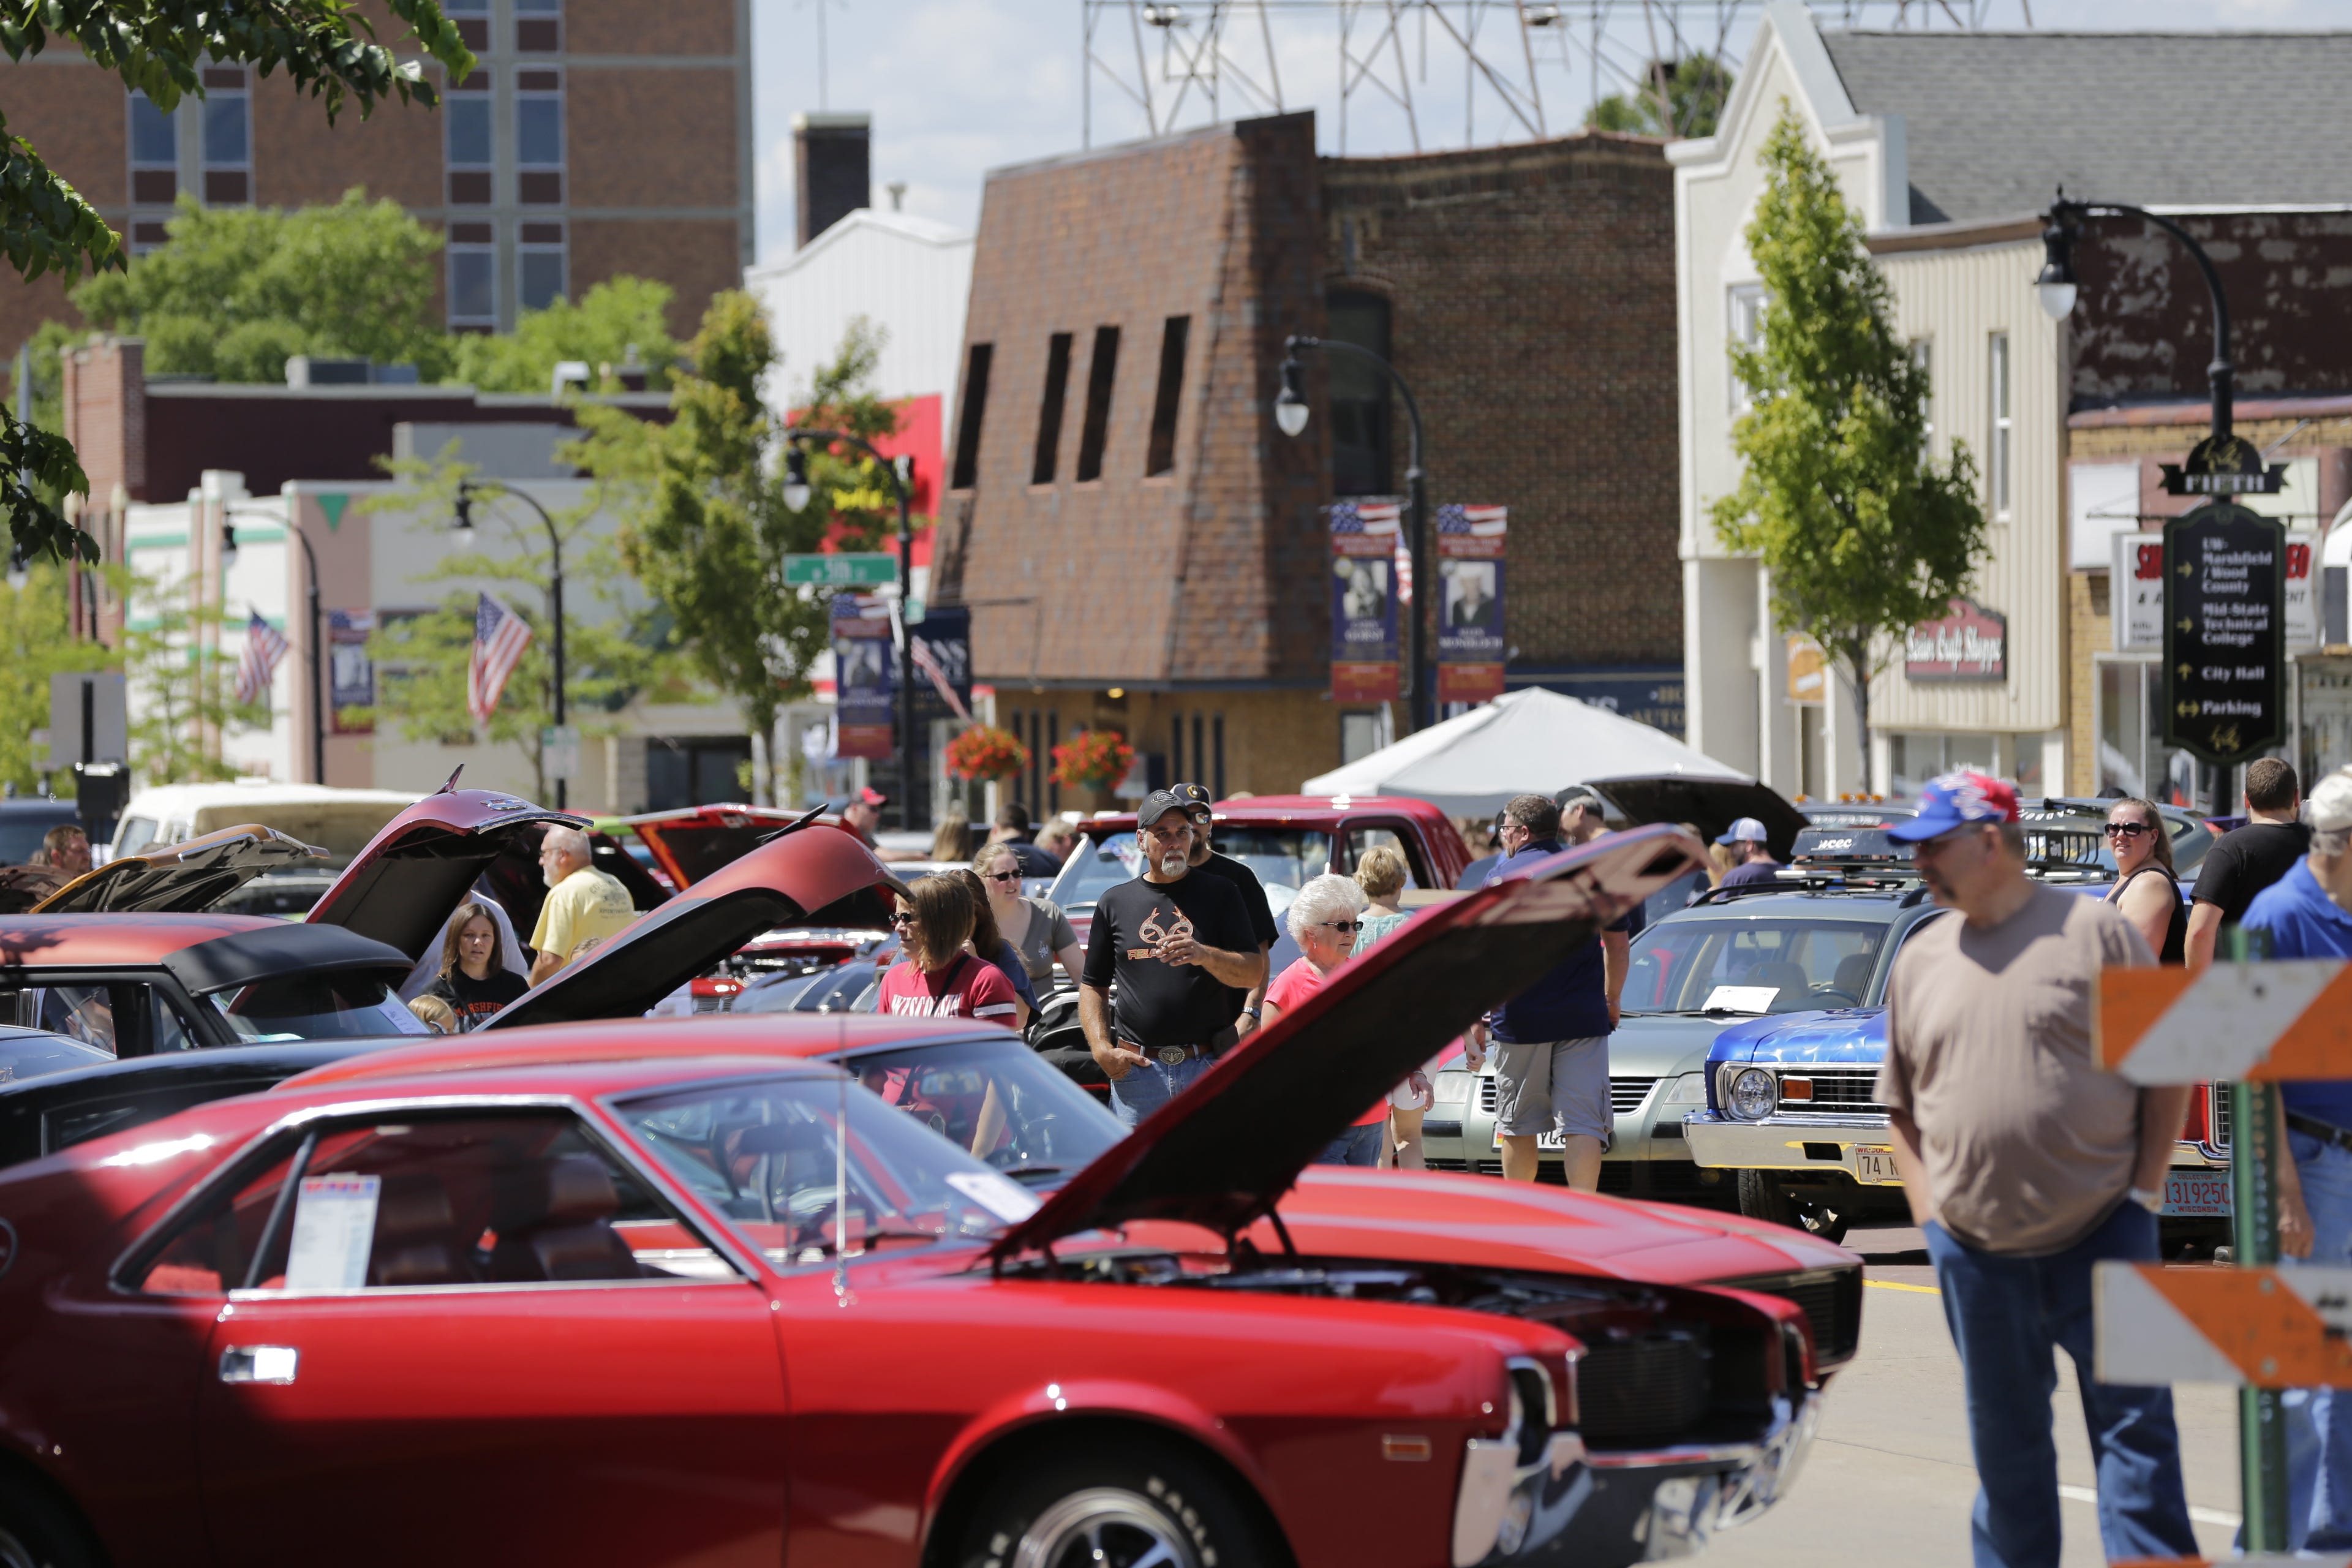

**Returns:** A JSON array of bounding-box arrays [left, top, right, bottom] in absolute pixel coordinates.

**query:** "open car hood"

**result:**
[[32, 826, 329, 914], [1584, 774, 1809, 861], [992, 823, 1706, 1255], [483, 818, 906, 1030], [622, 804, 809, 888], [303, 789, 596, 962]]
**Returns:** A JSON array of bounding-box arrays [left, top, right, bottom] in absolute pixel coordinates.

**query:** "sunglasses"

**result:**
[[984, 870, 1021, 884], [1317, 920, 1364, 934], [2103, 821, 2154, 839], [890, 912, 917, 927]]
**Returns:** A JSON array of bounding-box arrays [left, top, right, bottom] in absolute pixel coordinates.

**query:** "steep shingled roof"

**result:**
[[1819, 30, 2352, 225]]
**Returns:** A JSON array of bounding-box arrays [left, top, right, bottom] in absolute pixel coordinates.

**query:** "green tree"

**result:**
[[356, 454, 683, 801], [448, 275, 682, 394], [1710, 107, 1986, 763], [0, 562, 115, 790], [0, 1, 473, 568], [74, 190, 453, 382], [122, 568, 270, 783], [1587, 55, 1733, 139]]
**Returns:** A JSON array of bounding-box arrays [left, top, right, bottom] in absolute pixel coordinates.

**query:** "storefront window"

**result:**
[[1888, 731, 2039, 797], [2099, 662, 2203, 809]]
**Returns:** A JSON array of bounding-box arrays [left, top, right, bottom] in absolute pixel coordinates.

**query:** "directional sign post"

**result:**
[[783, 553, 896, 589], [2165, 500, 2286, 767]]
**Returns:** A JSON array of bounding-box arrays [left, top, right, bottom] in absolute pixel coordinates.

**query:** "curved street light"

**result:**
[[452, 479, 570, 807], [2038, 190, 2234, 443]]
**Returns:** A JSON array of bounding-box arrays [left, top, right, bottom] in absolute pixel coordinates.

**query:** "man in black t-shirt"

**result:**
[[1082, 790, 1267, 1128], [2188, 757, 2310, 970], [1170, 782, 1281, 1035]]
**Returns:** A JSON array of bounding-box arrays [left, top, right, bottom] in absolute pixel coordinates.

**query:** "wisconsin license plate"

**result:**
[[1493, 1128, 1570, 1151], [1853, 1145, 1904, 1186], [2163, 1172, 2231, 1218]]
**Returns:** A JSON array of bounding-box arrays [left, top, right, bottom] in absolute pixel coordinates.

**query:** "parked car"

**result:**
[[0, 823, 1840, 1568], [0, 796, 78, 867]]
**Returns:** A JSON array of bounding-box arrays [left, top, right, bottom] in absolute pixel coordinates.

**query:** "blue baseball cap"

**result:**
[[1714, 817, 1769, 846], [1887, 770, 2021, 842]]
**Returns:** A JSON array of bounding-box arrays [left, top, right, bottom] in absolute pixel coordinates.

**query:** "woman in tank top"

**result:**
[[2104, 797, 2187, 963]]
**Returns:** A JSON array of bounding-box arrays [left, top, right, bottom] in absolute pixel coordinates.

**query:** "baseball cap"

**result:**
[[1170, 782, 1215, 821], [2309, 767, 2352, 834], [1887, 770, 2020, 842], [1714, 816, 1770, 846], [855, 786, 888, 807], [1138, 788, 1191, 829]]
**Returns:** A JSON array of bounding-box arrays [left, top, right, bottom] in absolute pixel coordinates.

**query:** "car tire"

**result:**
[[1738, 1169, 1850, 1244], [0, 1472, 99, 1568], [956, 1436, 1281, 1568]]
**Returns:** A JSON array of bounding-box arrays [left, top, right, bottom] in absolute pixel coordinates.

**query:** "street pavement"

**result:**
[[1710, 1223, 2242, 1568]]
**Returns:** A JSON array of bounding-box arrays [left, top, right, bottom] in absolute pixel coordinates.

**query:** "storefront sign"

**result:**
[[2288, 533, 2320, 649], [1434, 504, 1506, 703], [2115, 533, 2165, 653], [831, 592, 895, 761], [328, 609, 375, 734], [1904, 599, 2007, 682], [1329, 500, 1401, 703], [2163, 500, 2286, 765], [2160, 432, 2288, 497], [1787, 635, 1826, 704]]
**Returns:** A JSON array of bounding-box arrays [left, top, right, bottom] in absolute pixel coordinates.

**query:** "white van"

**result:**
[[109, 782, 423, 914]]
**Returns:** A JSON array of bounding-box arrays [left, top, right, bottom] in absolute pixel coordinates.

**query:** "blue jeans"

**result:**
[[2283, 1128, 2352, 1550], [1316, 1122, 1383, 1167], [1107, 1053, 1213, 1128], [1925, 1202, 2196, 1568]]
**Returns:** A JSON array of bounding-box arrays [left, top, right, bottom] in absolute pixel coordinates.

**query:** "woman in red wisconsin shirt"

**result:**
[[876, 876, 1023, 1029]]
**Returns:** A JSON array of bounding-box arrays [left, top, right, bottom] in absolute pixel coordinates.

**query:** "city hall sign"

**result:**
[[1904, 598, 2007, 682]]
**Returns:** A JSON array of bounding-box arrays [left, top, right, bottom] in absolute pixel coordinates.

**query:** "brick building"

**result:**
[[933, 111, 1679, 809], [0, 0, 753, 349]]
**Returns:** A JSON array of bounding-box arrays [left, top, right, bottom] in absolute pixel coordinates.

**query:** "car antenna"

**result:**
[[435, 764, 465, 795], [758, 803, 831, 846]]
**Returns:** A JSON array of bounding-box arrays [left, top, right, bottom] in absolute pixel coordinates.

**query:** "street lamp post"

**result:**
[[1274, 334, 1435, 733], [785, 429, 919, 832], [453, 480, 568, 808], [227, 510, 326, 785], [2037, 192, 2234, 442]]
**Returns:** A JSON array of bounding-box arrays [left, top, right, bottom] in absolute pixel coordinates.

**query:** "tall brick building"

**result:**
[[933, 111, 1679, 808], [0, 0, 753, 350]]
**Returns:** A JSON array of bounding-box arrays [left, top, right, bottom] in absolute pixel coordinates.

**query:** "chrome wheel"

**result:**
[[1012, 1486, 1202, 1568]]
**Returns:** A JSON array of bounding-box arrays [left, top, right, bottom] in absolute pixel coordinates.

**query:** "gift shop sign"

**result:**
[[1904, 599, 2007, 682]]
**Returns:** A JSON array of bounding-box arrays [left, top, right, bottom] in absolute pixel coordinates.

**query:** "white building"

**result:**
[[744, 206, 975, 410]]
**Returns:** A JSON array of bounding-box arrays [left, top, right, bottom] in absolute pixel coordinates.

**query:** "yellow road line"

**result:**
[[1866, 1278, 1941, 1295]]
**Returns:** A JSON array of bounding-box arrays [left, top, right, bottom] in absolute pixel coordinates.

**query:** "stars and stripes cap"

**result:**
[[1887, 770, 2021, 842]]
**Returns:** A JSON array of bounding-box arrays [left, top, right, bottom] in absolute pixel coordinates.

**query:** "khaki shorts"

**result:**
[[1491, 1035, 1611, 1144]]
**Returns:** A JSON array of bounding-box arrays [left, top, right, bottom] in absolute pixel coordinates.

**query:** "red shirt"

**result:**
[[876, 954, 1022, 1029], [1266, 957, 1387, 1126]]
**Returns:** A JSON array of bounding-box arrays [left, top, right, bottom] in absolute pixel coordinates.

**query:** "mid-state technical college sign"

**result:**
[[2165, 500, 2285, 764]]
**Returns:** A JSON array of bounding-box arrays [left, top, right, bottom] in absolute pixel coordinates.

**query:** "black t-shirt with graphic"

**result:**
[[1082, 870, 1257, 1049], [421, 966, 530, 1031]]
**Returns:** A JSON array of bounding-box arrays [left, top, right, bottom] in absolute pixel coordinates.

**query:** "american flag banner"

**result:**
[[235, 609, 290, 706], [467, 592, 535, 725], [1438, 503, 1509, 539]]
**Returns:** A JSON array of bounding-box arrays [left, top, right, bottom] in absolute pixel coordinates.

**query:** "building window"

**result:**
[[516, 69, 564, 205], [515, 0, 562, 53], [518, 221, 565, 311], [949, 342, 991, 490], [447, 221, 496, 328], [1327, 289, 1392, 496], [1144, 315, 1189, 477], [1727, 283, 1766, 413], [444, 68, 491, 205], [1031, 331, 1072, 485], [1989, 331, 2011, 518], [201, 66, 250, 205], [442, 0, 489, 53], [1073, 325, 1120, 483], [1912, 337, 1934, 453], [127, 91, 176, 206]]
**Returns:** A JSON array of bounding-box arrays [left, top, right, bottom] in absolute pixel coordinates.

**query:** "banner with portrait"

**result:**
[[831, 592, 895, 761], [1435, 505, 1507, 703], [328, 609, 376, 734], [1329, 499, 1401, 703]]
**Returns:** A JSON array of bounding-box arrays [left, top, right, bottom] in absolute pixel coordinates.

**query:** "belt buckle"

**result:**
[[1156, 1046, 1189, 1066]]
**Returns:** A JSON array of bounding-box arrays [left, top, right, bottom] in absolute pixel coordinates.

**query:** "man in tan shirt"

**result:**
[[1877, 770, 2195, 1568]]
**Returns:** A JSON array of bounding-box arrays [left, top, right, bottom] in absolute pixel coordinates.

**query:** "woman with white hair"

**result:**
[[1261, 872, 1387, 1166]]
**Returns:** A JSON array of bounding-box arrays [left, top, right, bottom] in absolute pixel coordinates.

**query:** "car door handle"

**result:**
[[218, 1346, 299, 1384]]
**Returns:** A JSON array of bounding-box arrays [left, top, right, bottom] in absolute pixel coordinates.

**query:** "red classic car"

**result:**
[[0, 824, 1843, 1568]]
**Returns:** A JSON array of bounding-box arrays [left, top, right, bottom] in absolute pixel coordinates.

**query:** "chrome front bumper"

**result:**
[[1683, 1112, 2227, 1177], [1452, 1394, 1821, 1566]]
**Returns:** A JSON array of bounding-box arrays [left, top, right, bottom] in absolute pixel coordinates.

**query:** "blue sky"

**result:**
[[748, 0, 2352, 262]]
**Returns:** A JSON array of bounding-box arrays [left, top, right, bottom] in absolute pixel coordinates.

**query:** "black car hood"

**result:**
[[33, 826, 329, 914], [1585, 775, 1810, 861], [991, 824, 1705, 1254]]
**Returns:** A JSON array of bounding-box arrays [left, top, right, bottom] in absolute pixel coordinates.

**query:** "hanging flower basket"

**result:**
[[946, 724, 1030, 782], [1051, 728, 1134, 790]]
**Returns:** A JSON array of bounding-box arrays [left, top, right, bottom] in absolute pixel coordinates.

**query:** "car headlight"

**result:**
[[1727, 1067, 1778, 1120], [1665, 1072, 1707, 1104], [1433, 1069, 1476, 1106]]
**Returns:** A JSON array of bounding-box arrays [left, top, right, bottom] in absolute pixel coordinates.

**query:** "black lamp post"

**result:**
[[785, 430, 919, 831], [1275, 333, 1435, 733], [453, 479, 568, 808], [2038, 192, 2235, 443], [226, 507, 325, 785]]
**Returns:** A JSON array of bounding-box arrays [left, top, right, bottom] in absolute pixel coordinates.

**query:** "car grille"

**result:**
[[1782, 1070, 1883, 1114], [1479, 1077, 1656, 1115], [1717, 1267, 1864, 1368], [1577, 1332, 1712, 1445], [2211, 1083, 2231, 1151]]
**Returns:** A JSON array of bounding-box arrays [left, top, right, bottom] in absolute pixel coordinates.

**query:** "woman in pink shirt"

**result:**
[[876, 876, 1023, 1029], [1261, 873, 1387, 1166]]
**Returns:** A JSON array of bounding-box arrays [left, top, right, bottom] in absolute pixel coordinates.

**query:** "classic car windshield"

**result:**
[[846, 1035, 1122, 1182], [208, 974, 432, 1042], [1623, 916, 1891, 1016], [1049, 827, 1333, 919], [614, 1074, 1041, 1264]]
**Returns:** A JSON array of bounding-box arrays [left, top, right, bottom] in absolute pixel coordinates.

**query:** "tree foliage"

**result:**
[[1587, 55, 1733, 139], [0, 0, 473, 566], [75, 190, 452, 382], [0, 562, 115, 790], [448, 275, 682, 394], [1709, 107, 1986, 758], [122, 567, 271, 784]]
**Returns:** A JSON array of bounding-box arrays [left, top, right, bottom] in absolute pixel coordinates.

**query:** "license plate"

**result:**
[[2163, 1172, 2232, 1218], [1853, 1145, 1904, 1186], [1493, 1127, 1569, 1151]]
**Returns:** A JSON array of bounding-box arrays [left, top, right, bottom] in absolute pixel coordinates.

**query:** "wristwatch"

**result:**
[[2129, 1186, 2165, 1213], [1240, 1006, 1262, 1020]]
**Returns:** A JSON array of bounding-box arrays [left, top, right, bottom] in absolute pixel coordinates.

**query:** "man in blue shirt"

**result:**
[[1469, 791, 1627, 1189], [2244, 766, 2352, 1551]]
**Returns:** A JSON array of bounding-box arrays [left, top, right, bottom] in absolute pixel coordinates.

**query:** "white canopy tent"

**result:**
[[1300, 687, 1749, 815]]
